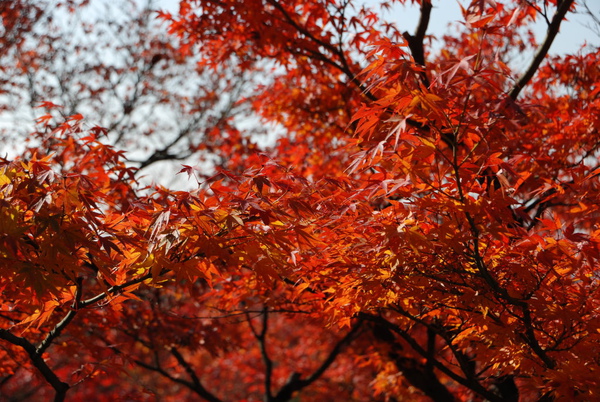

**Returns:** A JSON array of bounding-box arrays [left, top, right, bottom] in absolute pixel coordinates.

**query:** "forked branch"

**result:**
[[272, 317, 363, 402]]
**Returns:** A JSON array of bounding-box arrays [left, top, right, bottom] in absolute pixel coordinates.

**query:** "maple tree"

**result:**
[[2, 0, 600, 400]]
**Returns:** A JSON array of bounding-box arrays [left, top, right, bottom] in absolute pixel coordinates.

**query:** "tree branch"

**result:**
[[0, 329, 69, 401], [170, 347, 222, 402], [79, 272, 152, 308], [247, 307, 274, 401], [36, 277, 83, 356], [388, 352, 456, 402], [0, 279, 85, 401], [109, 342, 223, 402], [403, 0, 432, 88], [0, 270, 160, 401], [509, 0, 575, 100], [463, 211, 556, 369], [358, 313, 502, 402], [272, 317, 363, 401]]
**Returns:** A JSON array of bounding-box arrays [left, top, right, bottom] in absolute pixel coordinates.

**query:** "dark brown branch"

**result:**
[[36, 277, 83, 356], [170, 347, 222, 402], [167, 307, 312, 320], [302, 318, 361, 386], [509, 0, 575, 100], [358, 313, 502, 402], [402, 0, 432, 87], [136, 357, 221, 401], [387, 307, 491, 400], [267, 0, 343, 63], [0, 279, 85, 401], [79, 272, 152, 308], [388, 352, 456, 402], [458, 157, 556, 369], [109, 342, 223, 402], [247, 307, 274, 401], [494, 375, 519, 402], [425, 326, 436, 372], [524, 0, 552, 25], [0, 271, 159, 402], [463, 209, 556, 369], [0, 330, 69, 402], [519, 306, 556, 369], [272, 318, 363, 402]]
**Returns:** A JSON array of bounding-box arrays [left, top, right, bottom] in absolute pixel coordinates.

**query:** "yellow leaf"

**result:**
[[419, 136, 436, 148], [425, 93, 442, 102]]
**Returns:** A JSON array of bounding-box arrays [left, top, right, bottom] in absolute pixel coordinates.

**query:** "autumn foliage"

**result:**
[[1, 0, 600, 400]]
